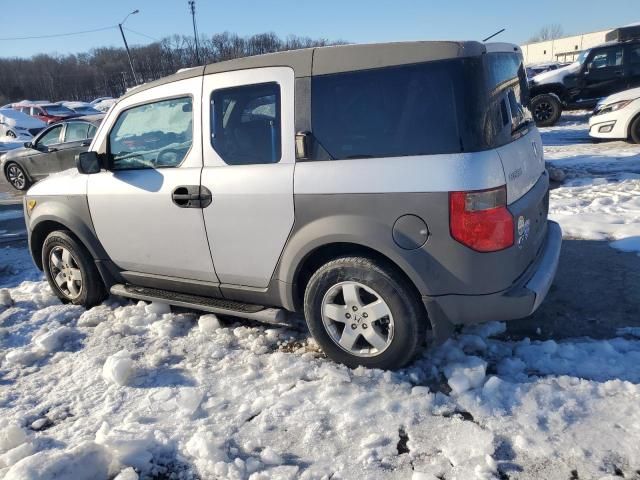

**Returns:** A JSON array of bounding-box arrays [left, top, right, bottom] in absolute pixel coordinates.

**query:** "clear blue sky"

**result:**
[[1, 0, 637, 58]]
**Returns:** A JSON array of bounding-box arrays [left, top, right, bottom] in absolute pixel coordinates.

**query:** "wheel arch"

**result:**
[[530, 83, 567, 102], [627, 110, 640, 141], [291, 241, 429, 326], [4, 160, 33, 185]]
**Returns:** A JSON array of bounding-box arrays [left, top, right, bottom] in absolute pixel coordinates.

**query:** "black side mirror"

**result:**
[[295, 131, 312, 160], [76, 151, 102, 174], [24, 142, 33, 149]]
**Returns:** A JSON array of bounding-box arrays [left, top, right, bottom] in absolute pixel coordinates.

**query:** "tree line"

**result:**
[[0, 32, 345, 105]]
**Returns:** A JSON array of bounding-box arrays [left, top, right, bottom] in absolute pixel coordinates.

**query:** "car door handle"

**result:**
[[47, 147, 58, 153], [81, 140, 91, 147], [172, 185, 212, 208]]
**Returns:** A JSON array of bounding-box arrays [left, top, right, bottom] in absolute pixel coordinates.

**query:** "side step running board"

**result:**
[[110, 284, 288, 325]]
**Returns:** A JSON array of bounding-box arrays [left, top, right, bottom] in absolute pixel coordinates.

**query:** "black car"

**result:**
[[1, 115, 103, 190], [529, 25, 640, 126]]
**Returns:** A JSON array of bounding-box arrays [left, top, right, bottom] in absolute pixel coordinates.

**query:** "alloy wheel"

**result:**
[[6, 164, 26, 190], [49, 246, 83, 299], [321, 281, 394, 357], [534, 101, 554, 122]]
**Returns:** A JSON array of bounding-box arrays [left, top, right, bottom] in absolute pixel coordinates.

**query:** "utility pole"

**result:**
[[189, 1, 200, 65], [119, 9, 139, 85]]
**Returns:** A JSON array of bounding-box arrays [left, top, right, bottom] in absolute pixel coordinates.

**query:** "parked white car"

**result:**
[[0, 108, 47, 139], [589, 87, 640, 143]]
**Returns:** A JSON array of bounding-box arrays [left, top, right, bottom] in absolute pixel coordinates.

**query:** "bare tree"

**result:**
[[527, 24, 564, 43], [0, 31, 345, 105]]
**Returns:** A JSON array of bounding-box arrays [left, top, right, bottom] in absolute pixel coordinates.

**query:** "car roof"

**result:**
[[122, 40, 518, 101], [64, 114, 105, 125]]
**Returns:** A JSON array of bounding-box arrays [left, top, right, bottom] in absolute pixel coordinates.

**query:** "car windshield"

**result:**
[[576, 50, 591, 65], [42, 105, 74, 115]]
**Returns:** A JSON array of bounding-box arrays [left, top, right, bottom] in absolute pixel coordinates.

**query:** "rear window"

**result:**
[[312, 61, 464, 159], [310, 52, 531, 160], [43, 105, 74, 115]]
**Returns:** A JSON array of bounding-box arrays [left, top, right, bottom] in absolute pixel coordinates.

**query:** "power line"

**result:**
[[0, 26, 116, 42], [123, 27, 159, 42]]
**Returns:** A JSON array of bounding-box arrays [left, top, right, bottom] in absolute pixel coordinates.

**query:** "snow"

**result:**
[[0, 115, 639, 479], [102, 350, 135, 386]]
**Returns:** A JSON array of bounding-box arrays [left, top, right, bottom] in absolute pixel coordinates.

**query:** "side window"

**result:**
[[211, 82, 281, 165], [37, 125, 63, 147], [87, 124, 98, 139], [588, 47, 624, 70], [108, 97, 193, 170], [30, 107, 41, 116], [64, 122, 90, 142]]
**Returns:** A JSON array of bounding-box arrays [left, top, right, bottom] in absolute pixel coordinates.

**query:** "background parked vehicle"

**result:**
[[1, 115, 102, 190], [61, 101, 103, 115], [92, 98, 117, 112], [13, 102, 81, 124], [529, 25, 640, 127], [0, 108, 46, 139], [526, 62, 569, 78], [90, 96, 114, 106], [589, 86, 640, 142]]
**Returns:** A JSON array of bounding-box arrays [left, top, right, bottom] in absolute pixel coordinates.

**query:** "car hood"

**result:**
[[531, 62, 580, 85], [598, 86, 640, 106], [0, 111, 47, 129]]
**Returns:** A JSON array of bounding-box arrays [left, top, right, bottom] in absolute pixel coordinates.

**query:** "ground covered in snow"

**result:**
[[0, 114, 639, 480]]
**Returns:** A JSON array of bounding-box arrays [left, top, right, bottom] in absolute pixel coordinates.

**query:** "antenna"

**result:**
[[188, 0, 200, 65], [483, 28, 506, 42]]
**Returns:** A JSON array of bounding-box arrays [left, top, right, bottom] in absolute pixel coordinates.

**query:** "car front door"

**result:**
[[201, 67, 295, 288], [24, 124, 64, 178], [87, 77, 219, 283], [581, 45, 626, 101], [57, 121, 93, 171]]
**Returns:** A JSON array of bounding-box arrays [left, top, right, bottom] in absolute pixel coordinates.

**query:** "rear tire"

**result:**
[[303, 256, 426, 369], [5, 163, 30, 191], [630, 115, 640, 144], [531, 94, 562, 127], [42, 230, 107, 307]]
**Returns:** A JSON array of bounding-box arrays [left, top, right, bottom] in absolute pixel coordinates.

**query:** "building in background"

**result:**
[[521, 29, 611, 65]]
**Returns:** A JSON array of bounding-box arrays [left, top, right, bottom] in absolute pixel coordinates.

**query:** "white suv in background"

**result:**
[[589, 86, 640, 143]]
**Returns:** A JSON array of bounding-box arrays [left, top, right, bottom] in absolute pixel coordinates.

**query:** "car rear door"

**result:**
[[626, 43, 640, 89], [57, 121, 93, 171], [201, 67, 295, 288]]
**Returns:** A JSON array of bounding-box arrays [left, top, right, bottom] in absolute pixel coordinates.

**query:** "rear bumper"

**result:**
[[423, 220, 562, 325]]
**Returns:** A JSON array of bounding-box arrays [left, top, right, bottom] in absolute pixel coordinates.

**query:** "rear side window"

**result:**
[[108, 97, 193, 170], [211, 82, 281, 165], [64, 122, 90, 142], [312, 63, 462, 159]]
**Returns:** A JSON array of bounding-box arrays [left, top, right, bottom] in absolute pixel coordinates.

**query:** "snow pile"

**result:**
[[0, 117, 639, 478], [102, 350, 134, 386]]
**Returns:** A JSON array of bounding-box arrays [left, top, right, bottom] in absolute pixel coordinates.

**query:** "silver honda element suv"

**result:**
[[24, 41, 562, 369]]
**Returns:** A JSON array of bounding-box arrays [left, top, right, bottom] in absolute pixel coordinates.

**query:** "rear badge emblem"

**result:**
[[517, 215, 531, 249]]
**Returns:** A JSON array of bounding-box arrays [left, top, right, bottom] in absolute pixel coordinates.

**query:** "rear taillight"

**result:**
[[449, 186, 514, 252]]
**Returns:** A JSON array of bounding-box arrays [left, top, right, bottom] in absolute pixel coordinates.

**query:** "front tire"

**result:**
[[6, 130, 16, 138], [5, 163, 30, 191], [630, 115, 640, 144], [531, 94, 563, 127], [304, 256, 426, 369], [42, 230, 107, 307]]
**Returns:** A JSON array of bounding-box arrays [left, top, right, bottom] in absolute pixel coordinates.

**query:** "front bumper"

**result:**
[[423, 221, 562, 325], [588, 111, 628, 139]]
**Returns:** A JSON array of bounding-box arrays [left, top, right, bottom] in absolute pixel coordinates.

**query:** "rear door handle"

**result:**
[[172, 185, 212, 208]]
